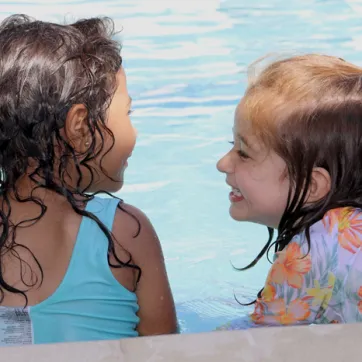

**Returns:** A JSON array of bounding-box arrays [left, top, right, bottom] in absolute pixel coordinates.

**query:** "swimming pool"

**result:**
[[0, 0, 361, 333]]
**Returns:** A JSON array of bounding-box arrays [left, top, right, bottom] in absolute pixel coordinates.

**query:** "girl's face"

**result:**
[[88, 67, 137, 193], [217, 101, 290, 229]]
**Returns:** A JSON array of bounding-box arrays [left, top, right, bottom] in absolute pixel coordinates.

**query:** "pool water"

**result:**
[[1, 0, 361, 333]]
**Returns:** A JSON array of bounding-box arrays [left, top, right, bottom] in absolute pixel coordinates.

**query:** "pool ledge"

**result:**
[[2, 323, 361, 361]]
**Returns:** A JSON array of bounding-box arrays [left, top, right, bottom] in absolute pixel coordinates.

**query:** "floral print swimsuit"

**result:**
[[220, 207, 362, 330]]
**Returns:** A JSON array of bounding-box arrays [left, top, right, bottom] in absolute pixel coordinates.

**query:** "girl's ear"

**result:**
[[64, 104, 90, 152], [306, 167, 331, 203]]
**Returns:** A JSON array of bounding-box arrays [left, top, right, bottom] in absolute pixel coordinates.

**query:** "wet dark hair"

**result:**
[[235, 54, 362, 303], [0, 14, 141, 305]]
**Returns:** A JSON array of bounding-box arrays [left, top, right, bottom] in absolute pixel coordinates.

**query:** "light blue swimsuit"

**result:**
[[0, 197, 139, 346]]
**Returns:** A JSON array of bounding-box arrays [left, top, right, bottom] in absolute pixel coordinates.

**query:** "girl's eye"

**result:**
[[237, 149, 250, 159], [128, 109, 134, 115], [228, 141, 249, 159]]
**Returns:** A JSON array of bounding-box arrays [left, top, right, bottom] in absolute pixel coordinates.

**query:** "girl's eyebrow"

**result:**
[[232, 127, 251, 148], [237, 133, 250, 148], [128, 96, 132, 106]]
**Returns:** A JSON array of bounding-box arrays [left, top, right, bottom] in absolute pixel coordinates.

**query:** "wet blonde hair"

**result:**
[[239, 54, 362, 281]]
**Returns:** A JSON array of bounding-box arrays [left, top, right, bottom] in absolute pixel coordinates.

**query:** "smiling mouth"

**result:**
[[229, 187, 244, 202]]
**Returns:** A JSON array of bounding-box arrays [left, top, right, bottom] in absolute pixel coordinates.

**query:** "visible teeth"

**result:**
[[232, 188, 242, 196]]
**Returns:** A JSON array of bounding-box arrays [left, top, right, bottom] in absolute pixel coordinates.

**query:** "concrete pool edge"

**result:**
[[1, 323, 361, 361]]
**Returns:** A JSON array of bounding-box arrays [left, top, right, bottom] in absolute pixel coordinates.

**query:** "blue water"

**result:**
[[1, 0, 361, 333]]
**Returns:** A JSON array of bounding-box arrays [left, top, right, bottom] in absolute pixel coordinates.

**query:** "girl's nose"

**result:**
[[216, 151, 234, 174]]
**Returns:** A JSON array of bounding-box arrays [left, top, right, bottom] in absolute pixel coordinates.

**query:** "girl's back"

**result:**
[[1, 195, 139, 344]]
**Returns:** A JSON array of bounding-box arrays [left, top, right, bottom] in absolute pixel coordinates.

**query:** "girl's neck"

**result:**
[[2, 176, 86, 221]]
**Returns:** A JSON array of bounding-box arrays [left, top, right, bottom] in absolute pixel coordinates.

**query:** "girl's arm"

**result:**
[[113, 203, 178, 336], [251, 231, 335, 326]]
